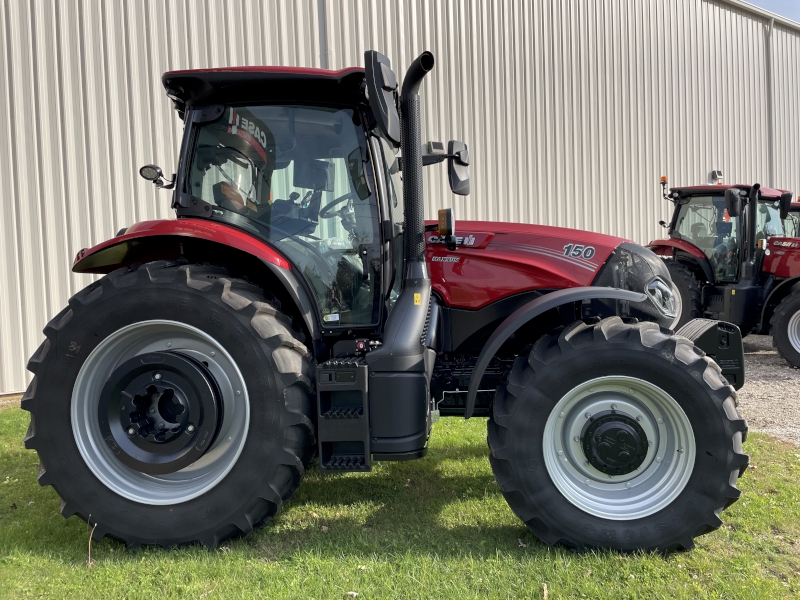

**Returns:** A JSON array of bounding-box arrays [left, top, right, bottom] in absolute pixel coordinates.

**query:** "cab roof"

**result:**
[[671, 184, 791, 199], [161, 66, 366, 111]]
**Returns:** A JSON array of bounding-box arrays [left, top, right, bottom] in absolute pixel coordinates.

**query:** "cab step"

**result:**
[[316, 358, 371, 472]]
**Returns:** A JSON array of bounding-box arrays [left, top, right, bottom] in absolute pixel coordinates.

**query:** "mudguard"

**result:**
[[71, 219, 320, 341], [465, 287, 647, 418]]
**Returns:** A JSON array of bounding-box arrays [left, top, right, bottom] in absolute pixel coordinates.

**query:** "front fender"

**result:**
[[647, 239, 714, 283], [465, 287, 647, 418]]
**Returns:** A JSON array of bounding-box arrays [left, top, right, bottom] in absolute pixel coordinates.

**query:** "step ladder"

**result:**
[[315, 359, 371, 472]]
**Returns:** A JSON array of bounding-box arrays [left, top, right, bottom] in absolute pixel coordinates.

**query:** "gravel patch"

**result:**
[[0, 393, 22, 410], [737, 335, 800, 445]]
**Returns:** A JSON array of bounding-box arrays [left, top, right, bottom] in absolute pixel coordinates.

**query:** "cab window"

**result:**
[[187, 105, 381, 327], [674, 195, 740, 282]]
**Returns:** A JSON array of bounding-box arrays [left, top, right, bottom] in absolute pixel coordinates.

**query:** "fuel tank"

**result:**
[[425, 220, 627, 310], [763, 237, 800, 279]]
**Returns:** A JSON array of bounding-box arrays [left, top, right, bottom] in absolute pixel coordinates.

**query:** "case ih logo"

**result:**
[[428, 234, 476, 246], [773, 240, 800, 248]]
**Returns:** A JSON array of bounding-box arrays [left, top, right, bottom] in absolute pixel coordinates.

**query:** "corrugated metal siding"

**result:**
[[1, 0, 799, 394]]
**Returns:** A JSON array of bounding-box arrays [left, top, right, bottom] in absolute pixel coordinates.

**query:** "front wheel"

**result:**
[[23, 262, 315, 548], [770, 290, 800, 368], [488, 317, 748, 552]]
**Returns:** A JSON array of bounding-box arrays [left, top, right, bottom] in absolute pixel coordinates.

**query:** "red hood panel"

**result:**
[[425, 220, 627, 309]]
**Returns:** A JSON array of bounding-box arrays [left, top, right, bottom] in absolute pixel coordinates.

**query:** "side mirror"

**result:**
[[438, 208, 457, 251], [364, 50, 401, 144], [347, 147, 372, 200], [447, 141, 470, 196], [139, 164, 175, 189], [724, 188, 742, 218], [780, 191, 793, 220]]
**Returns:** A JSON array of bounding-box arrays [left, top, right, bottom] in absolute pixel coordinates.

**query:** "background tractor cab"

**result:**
[[649, 177, 800, 367], [783, 201, 800, 237]]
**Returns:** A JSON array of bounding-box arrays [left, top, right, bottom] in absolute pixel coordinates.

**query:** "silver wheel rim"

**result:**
[[542, 376, 695, 520], [668, 281, 683, 330], [71, 320, 249, 505], [787, 310, 800, 353]]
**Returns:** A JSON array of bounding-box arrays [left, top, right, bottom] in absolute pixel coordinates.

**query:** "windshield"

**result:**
[[756, 201, 784, 240], [187, 105, 381, 327], [673, 195, 740, 282]]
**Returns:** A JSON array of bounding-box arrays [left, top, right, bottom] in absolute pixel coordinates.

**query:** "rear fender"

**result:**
[[648, 239, 714, 283], [465, 287, 646, 418], [72, 219, 320, 341]]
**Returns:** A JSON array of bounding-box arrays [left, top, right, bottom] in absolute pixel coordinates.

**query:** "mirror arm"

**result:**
[[155, 174, 176, 190]]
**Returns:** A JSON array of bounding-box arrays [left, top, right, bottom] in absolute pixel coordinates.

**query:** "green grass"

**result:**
[[1, 406, 799, 600]]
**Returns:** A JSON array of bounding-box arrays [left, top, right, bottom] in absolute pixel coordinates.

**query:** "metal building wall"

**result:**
[[1, 0, 799, 394]]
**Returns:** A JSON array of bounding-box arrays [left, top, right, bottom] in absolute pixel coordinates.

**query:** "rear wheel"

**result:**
[[770, 290, 800, 368], [488, 317, 748, 552], [23, 261, 315, 548], [664, 260, 702, 329]]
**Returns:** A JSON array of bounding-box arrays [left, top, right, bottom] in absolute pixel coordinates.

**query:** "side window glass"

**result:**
[[189, 106, 382, 327]]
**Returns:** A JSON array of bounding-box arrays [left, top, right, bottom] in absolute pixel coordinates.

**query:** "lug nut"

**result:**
[[657, 418, 664, 424], [636, 415, 643, 421], [210, 351, 216, 357], [127, 427, 135, 436], [573, 436, 580, 442], [557, 450, 564, 456], [148, 407, 156, 414], [187, 424, 195, 433], [166, 342, 172, 347], [153, 372, 162, 380], [559, 412, 565, 418], [625, 482, 632, 488], [677, 448, 684, 453], [656, 457, 662, 462], [611, 404, 618, 410], [648, 441, 653, 447], [585, 412, 591, 418]]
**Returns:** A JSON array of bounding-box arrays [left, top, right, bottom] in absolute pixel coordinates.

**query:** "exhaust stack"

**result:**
[[400, 51, 435, 267]]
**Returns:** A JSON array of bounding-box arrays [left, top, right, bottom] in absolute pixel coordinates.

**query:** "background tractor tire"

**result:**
[[488, 317, 748, 553], [664, 259, 703, 329], [770, 290, 800, 368], [22, 261, 316, 548]]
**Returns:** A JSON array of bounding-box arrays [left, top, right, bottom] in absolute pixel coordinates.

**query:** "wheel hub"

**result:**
[[582, 410, 649, 475], [97, 351, 223, 475]]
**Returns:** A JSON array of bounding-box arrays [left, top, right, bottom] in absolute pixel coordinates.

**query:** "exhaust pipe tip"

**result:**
[[401, 51, 435, 97]]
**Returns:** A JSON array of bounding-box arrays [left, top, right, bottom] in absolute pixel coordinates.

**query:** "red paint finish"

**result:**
[[73, 219, 291, 273], [425, 220, 626, 310], [763, 238, 800, 279], [646, 239, 708, 260]]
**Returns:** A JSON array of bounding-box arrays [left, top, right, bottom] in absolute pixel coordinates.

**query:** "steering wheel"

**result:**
[[319, 193, 355, 219]]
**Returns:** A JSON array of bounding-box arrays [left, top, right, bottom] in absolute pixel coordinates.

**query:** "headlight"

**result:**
[[646, 277, 677, 318]]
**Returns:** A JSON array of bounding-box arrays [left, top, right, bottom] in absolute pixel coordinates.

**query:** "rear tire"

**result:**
[[664, 260, 703, 329], [770, 290, 800, 368], [488, 317, 748, 552], [22, 261, 316, 548]]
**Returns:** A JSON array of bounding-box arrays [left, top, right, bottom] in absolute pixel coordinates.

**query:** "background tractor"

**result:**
[[23, 51, 747, 553], [649, 179, 800, 367]]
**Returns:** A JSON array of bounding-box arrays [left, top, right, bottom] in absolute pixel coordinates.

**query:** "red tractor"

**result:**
[[649, 179, 800, 367], [23, 51, 748, 553]]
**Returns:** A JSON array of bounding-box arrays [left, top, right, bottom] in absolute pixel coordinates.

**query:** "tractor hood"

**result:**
[[425, 220, 671, 311], [425, 219, 676, 327]]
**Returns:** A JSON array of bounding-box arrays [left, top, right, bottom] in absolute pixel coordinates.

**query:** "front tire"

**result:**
[[664, 260, 703, 329], [22, 261, 315, 548], [770, 290, 800, 368], [488, 317, 748, 552]]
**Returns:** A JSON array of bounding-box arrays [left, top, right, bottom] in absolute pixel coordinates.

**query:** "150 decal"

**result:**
[[563, 244, 596, 259]]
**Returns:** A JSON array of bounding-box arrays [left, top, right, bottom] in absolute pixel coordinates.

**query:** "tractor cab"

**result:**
[[657, 180, 793, 284]]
